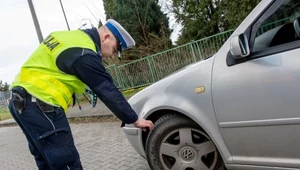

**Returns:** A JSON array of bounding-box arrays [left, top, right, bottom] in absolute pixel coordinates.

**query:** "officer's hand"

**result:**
[[133, 119, 154, 131]]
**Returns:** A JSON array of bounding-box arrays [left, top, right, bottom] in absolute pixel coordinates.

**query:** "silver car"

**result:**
[[122, 0, 300, 169]]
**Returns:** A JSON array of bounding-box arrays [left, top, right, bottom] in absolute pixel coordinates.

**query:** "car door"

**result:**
[[212, 0, 300, 168]]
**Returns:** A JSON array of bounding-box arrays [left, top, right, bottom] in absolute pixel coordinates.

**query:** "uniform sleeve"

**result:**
[[56, 48, 138, 124]]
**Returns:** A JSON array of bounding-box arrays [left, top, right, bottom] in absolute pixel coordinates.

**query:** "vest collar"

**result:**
[[82, 28, 101, 55]]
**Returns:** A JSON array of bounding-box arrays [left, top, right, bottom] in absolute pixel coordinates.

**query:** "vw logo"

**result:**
[[180, 147, 195, 161]]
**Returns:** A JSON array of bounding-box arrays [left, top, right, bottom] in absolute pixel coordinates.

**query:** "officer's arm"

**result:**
[[56, 48, 138, 124], [90, 79, 138, 124]]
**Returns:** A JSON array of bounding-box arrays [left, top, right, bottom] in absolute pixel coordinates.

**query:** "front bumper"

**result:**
[[122, 125, 146, 158]]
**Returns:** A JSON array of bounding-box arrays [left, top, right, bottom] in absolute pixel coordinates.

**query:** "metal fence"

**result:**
[[106, 29, 234, 90], [0, 91, 10, 112]]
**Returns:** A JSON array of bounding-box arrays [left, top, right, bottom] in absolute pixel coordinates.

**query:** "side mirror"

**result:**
[[230, 33, 250, 58], [293, 17, 300, 38]]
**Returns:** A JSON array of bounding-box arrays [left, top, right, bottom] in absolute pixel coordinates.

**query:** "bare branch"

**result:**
[[133, 0, 148, 45]]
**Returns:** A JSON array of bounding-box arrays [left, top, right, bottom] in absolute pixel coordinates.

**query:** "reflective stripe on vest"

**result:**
[[17, 68, 72, 111]]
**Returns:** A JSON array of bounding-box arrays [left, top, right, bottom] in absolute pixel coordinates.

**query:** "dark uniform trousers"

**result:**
[[9, 87, 83, 170]]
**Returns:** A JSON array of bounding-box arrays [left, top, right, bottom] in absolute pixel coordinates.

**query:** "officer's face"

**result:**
[[101, 33, 118, 59]]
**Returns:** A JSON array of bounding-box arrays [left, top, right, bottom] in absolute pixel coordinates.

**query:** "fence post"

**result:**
[[190, 43, 197, 62], [195, 42, 203, 60], [147, 56, 156, 83], [114, 64, 123, 90]]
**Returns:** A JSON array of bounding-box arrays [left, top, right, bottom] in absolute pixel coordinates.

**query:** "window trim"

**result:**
[[227, 39, 300, 66], [250, 40, 300, 59], [249, 0, 285, 51]]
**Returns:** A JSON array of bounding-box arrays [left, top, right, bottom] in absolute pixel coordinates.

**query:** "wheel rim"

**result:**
[[159, 128, 218, 170]]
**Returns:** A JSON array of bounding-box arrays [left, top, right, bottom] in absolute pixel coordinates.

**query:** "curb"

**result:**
[[68, 114, 120, 123], [0, 121, 17, 128], [0, 114, 120, 128]]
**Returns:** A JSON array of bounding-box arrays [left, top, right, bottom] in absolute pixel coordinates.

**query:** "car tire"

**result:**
[[145, 114, 225, 170]]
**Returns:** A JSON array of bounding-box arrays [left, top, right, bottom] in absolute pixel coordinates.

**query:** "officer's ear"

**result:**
[[101, 33, 108, 43], [103, 33, 112, 41]]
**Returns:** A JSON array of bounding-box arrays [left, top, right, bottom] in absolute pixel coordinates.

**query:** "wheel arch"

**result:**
[[142, 108, 232, 164], [142, 109, 191, 150]]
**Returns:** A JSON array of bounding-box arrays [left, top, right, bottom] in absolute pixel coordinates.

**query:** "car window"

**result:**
[[253, 0, 300, 52]]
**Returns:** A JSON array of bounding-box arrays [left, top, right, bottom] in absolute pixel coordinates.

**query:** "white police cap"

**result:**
[[105, 19, 135, 57]]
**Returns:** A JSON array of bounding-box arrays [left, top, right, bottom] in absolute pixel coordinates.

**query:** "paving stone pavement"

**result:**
[[0, 122, 151, 170]]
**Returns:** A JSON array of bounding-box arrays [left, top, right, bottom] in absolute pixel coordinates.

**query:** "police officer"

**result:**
[[9, 19, 154, 170]]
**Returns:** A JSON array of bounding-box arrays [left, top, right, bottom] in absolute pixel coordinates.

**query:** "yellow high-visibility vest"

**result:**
[[11, 30, 98, 112]]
